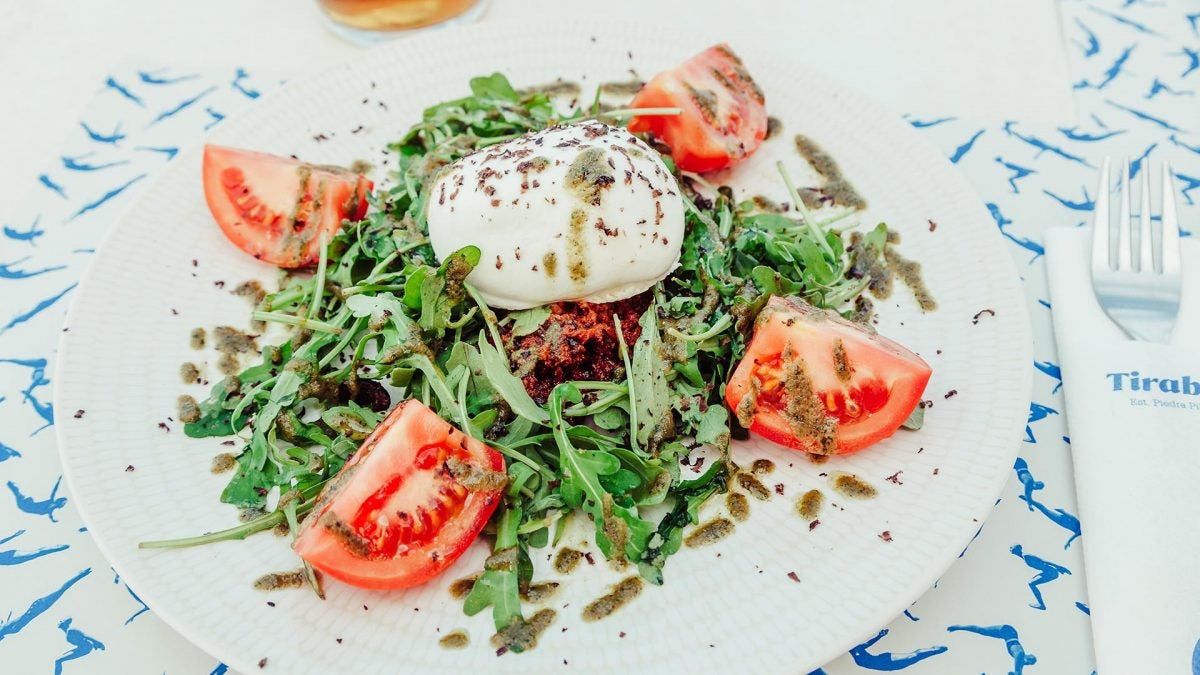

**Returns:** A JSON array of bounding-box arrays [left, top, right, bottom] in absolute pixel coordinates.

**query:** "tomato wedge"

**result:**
[[726, 296, 931, 455], [627, 44, 768, 173], [293, 400, 506, 590], [202, 145, 371, 268]]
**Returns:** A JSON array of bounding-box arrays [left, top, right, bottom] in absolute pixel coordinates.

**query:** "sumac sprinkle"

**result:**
[[73, 410, 85, 419], [787, 571, 800, 582], [972, 308, 996, 324]]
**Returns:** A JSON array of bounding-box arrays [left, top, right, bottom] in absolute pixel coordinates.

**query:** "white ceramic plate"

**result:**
[[55, 19, 1030, 675]]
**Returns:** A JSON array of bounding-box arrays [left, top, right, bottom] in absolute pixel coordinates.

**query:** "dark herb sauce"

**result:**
[[794, 134, 866, 210], [726, 492, 750, 521], [831, 473, 877, 499], [884, 246, 937, 311], [439, 630, 469, 649], [554, 548, 584, 574], [684, 518, 735, 548], [449, 576, 478, 599], [599, 79, 644, 96], [797, 489, 824, 520], [253, 569, 306, 591], [491, 608, 556, 653], [582, 576, 643, 621], [210, 453, 237, 474], [177, 395, 200, 423], [750, 458, 775, 475], [232, 280, 267, 306], [520, 581, 559, 603], [180, 362, 200, 384], [737, 473, 771, 501]]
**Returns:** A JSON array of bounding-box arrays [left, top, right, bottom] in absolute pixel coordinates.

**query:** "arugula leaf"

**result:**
[[695, 405, 731, 451], [463, 506, 523, 630], [400, 354, 466, 429], [638, 459, 726, 585], [865, 221, 889, 252], [469, 73, 519, 102], [508, 305, 551, 337], [630, 306, 672, 450], [402, 267, 427, 310], [599, 468, 643, 495], [275, 409, 334, 448], [901, 404, 925, 430], [417, 246, 481, 334], [609, 446, 670, 507], [220, 456, 278, 509], [182, 379, 239, 438], [477, 334, 549, 426], [184, 345, 290, 439], [345, 292, 405, 321], [550, 384, 655, 563], [749, 265, 802, 298], [592, 406, 627, 431], [322, 403, 383, 441]]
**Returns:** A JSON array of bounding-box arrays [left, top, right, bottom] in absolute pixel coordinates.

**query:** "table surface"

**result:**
[[0, 1, 1197, 673]]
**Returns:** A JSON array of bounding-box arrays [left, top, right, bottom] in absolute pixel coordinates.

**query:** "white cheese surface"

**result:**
[[426, 121, 686, 309]]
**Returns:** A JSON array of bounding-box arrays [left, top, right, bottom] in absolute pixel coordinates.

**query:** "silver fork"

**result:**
[[1090, 157, 1182, 343]]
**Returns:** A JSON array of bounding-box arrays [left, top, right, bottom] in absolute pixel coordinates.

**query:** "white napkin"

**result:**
[[1045, 226, 1200, 675]]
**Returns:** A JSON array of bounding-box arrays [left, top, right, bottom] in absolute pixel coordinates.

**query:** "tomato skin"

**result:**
[[628, 43, 768, 173], [292, 400, 505, 590], [202, 145, 371, 268], [725, 296, 931, 455]]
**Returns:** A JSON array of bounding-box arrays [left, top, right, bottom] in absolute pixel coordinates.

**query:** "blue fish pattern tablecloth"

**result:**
[[1, 1, 1197, 672]]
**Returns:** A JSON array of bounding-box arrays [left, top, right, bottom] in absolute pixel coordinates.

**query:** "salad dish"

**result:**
[[55, 22, 1031, 674]]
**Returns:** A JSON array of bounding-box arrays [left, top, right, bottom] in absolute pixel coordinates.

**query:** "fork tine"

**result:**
[[1161, 161, 1180, 275], [1138, 160, 1152, 273], [1117, 158, 1132, 270], [1091, 157, 1112, 272]]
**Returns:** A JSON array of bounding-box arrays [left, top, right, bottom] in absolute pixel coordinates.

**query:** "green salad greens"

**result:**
[[143, 73, 886, 645]]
